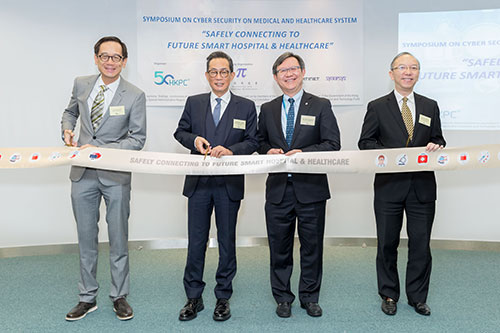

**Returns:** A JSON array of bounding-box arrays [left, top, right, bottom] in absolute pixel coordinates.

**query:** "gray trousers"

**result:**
[[71, 168, 131, 302]]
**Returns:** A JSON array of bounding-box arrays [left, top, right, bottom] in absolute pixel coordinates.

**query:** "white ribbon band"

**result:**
[[1, 145, 499, 174]]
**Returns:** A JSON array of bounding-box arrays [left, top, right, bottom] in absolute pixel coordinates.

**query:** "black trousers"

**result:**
[[183, 177, 241, 300], [374, 183, 435, 303], [265, 181, 326, 303]]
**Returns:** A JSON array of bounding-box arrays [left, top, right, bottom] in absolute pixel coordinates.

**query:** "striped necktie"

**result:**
[[91, 85, 108, 130], [401, 97, 414, 141], [285, 98, 295, 146]]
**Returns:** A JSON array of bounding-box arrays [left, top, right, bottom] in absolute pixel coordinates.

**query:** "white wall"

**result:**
[[1, 0, 499, 248]]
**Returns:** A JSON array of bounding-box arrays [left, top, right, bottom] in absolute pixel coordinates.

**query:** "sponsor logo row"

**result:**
[[0, 151, 103, 164], [375, 151, 496, 168]]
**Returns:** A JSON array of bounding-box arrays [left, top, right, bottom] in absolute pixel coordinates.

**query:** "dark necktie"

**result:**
[[285, 98, 295, 146]]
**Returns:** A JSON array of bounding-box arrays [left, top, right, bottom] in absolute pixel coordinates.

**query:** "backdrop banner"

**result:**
[[1, 145, 499, 174], [137, 0, 363, 106]]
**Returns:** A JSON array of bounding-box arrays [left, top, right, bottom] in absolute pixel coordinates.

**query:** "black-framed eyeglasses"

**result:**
[[391, 65, 419, 72], [98, 54, 124, 63], [207, 69, 231, 78]]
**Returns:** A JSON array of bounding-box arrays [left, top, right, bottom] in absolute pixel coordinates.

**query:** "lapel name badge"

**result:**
[[300, 115, 315, 126], [233, 119, 246, 130], [110, 105, 125, 116], [419, 114, 431, 127]]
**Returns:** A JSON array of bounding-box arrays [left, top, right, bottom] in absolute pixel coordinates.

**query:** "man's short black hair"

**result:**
[[94, 36, 128, 59], [206, 51, 234, 72], [272, 52, 305, 75]]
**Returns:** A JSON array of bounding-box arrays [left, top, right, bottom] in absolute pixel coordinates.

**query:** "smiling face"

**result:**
[[273, 56, 305, 97], [389, 54, 419, 96], [205, 57, 235, 97], [94, 41, 127, 85]]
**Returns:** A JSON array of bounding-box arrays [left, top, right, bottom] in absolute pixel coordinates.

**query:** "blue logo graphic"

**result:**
[[236, 68, 247, 78], [154, 71, 189, 86]]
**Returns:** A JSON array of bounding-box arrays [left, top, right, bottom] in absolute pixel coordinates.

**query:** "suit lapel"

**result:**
[[77, 75, 99, 133], [95, 78, 125, 132], [200, 93, 211, 138], [290, 92, 312, 147], [412, 93, 423, 142], [219, 93, 237, 144], [271, 96, 287, 148], [386, 92, 409, 140]]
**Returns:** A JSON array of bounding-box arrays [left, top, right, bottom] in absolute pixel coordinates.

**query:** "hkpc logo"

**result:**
[[154, 71, 189, 86]]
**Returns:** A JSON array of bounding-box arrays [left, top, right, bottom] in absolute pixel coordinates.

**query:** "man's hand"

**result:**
[[425, 142, 444, 152], [195, 136, 211, 155], [210, 145, 233, 158], [63, 130, 77, 147], [79, 144, 96, 150], [285, 149, 302, 156], [267, 148, 284, 155]]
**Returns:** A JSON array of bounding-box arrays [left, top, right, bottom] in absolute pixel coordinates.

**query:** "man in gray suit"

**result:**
[[61, 36, 146, 321]]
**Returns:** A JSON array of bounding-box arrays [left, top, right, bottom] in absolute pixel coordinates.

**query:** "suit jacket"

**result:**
[[258, 91, 341, 204], [61, 75, 147, 185], [358, 91, 446, 202], [174, 92, 259, 201]]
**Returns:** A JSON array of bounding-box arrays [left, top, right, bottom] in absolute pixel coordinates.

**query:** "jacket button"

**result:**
[[93, 136, 96, 139]]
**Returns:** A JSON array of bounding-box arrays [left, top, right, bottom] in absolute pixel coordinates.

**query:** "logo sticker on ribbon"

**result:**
[[437, 153, 449, 166], [10, 153, 21, 163], [89, 151, 102, 161]]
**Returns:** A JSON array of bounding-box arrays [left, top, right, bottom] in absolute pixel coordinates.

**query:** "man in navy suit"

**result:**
[[174, 51, 259, 322], [358, 52, 445, 316], [258, 52, 341, 318]]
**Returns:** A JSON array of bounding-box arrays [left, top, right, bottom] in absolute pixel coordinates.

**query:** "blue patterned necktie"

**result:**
[[285, 98, 295, 146], [213, 98, 221, 126]]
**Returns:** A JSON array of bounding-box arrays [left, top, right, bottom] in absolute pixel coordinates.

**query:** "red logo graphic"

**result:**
[[417, 153, 428, 164], [460, 154, 467, 161], [31, 153, 40, 161]]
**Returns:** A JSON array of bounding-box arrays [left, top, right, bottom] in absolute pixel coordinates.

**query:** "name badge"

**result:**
[[300, 115, 316, 126], [419, 114, 431, 127], [109, 106, 125, 116], [233, 119, 246, 130]]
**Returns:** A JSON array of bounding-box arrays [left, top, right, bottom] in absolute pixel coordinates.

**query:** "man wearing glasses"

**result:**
[[174, 51, 258, 322], [358, 52, 445, 316], [61, 36, 146, 321], [257, 52, 340, 318]]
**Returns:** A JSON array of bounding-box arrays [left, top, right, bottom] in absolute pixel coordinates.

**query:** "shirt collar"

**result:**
[[283, 89, 304, 104], [210, 90, 231, 105], [394, 90, 414, 105], [97, 75, 120, 94]]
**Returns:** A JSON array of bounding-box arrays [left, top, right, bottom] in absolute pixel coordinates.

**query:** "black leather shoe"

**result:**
[[213, 298, 231, 321], [276, 302, 292, 318], [381, 297, 397, 315], [300, 302, 322, 317], [65, 301, 97, 321], [113, 298, 134, 320], [409, 301, 431, 316], [179, 297, 204, 321]]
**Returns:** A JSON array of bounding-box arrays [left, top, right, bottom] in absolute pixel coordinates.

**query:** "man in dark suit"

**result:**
[[61, 36, 146, 321], [174, 51, 259, 322], [258, 52, 340, 318], [358, 52, 446, 316]]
